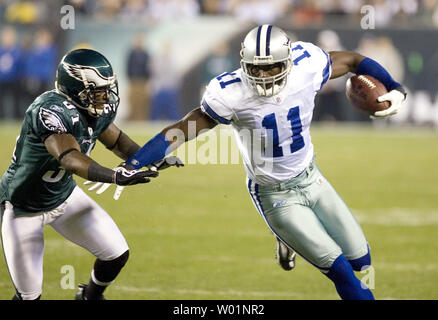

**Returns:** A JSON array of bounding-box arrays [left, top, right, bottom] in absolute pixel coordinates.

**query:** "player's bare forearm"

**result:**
[[329, 51, 366, 79], [125, 108, 216, 169], [44, 133, 114, 182], [161, 107, 217, 151], [98, 123, 140, 160]]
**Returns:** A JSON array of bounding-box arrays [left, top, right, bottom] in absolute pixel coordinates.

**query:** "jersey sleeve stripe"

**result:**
[[201, 100, 232, 125], [320, 50, 333, 89]]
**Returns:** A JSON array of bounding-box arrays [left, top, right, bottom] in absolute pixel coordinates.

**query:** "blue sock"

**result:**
[[324, 254, 375, 300], [349, 247, 371, 272]]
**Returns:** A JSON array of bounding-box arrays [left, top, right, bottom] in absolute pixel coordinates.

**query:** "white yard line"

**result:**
[[354, 208, 438, 226], [113, 285, 311, 298], [375, 262, 438, 271]]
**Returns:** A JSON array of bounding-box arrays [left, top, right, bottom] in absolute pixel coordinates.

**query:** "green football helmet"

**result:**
[[55, 49, 120, 117]]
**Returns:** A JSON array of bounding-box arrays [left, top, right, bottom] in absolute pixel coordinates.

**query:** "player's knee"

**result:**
[[324, 254, 355, 283], [349, 250, 371, 272], [93, 250, 130, 283], [117, 249, 129, 268], [107, 249, 129, 270]]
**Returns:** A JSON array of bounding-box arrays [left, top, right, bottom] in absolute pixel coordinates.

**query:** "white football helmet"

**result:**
[[240, 25, 292, 97]]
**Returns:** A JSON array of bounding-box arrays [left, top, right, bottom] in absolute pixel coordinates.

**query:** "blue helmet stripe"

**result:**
[[256, 25, 262, 56], [265, 25, 273, 56]]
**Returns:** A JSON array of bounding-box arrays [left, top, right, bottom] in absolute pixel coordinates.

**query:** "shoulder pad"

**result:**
[[38, 107, 69, 134], [206, 70, 250, 107], [291, 41, 329, 70], [32, 92, 80, 135]]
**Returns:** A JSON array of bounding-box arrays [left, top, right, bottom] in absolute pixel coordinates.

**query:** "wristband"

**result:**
[[127, 133, 170, 169], [356, 57, 402, 92], [87, 162, 114, 183]]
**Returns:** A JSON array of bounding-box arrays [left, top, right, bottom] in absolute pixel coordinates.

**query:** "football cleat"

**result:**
[[276, 238, 296, 271], [74, 283, 105, 300]]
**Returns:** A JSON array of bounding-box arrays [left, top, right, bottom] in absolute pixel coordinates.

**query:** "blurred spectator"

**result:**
[[5, 1, 39, 24], [147, 0, 200, 23], [356, 35, 405, 83], [291, 0, 324, 26], [371, 0, 397, 28], [150, 41, 182, 121], [94, 0, 123, 21], [201, 0, 234, 15], [0, 26, 22, 119], [200, 41, 238, 97], [126, 33, 151, 121], [68, 0, 98, 15], [431, 0, 438, 26], [58, 0, 438, 28], [120, 0, 149, 23], [21, 29, 57, 112], [337, 0, 364, 15], [231, 0, 291, 25], [313, 29, 361, 122]]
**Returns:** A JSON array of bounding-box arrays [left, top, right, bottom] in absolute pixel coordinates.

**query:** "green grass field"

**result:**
[[0, 121, 437, 300]]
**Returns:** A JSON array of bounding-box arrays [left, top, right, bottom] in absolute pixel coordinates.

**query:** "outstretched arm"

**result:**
[[162, 107, 217, 148], [127, 107, 217, 169], [329, 50, 406, 118], [85, 108, 215, 200], [98, 123, 141, 160], [44, 133, 156, 185]]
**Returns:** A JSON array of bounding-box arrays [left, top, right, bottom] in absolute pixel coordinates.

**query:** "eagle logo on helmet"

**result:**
[[55, 49, 120, 118], [62, 62, 116, 88]]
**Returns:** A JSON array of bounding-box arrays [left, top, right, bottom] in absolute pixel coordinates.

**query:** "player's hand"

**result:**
[[84, 163, 158, 200], [113, 165, 158, 186], [148, 156, 184, 171], [371, 88, 406, 119]]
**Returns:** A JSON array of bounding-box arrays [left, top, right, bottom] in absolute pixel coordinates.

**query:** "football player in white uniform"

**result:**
[[93, 25, 406, 299]]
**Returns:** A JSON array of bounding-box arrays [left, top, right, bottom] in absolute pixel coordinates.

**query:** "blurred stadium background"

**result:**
[[0, 0, 437, 300]]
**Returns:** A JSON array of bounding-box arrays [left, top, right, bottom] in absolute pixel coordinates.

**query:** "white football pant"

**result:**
[[0, 186, 129, 300]]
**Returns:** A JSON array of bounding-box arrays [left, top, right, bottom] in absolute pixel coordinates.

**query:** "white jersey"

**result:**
[[200, 41, 332, 185]]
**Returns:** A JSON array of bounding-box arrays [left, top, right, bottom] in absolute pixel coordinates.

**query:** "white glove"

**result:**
[[371, 89, 406, 119], [84, 179, 125, 200]]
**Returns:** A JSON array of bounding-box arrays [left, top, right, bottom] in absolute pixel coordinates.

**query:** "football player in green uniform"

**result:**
[[0, 49, 167, 300]]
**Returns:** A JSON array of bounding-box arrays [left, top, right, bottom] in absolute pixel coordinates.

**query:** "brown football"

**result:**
[[345, 75, 390, 115]]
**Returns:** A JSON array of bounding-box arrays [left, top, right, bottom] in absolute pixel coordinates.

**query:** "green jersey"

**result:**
[[0, 90, 115, 215]]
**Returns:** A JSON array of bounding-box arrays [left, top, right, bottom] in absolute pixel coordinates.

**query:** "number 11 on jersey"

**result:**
[[262, 106, 305, 158]]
